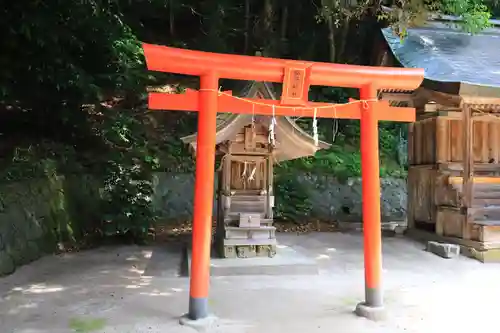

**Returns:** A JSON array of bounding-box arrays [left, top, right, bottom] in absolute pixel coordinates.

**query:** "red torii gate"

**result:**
[[142, 43, 424, 322]]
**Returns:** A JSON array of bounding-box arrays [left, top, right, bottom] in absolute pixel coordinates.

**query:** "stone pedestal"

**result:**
[[186, 244, 318, 276]]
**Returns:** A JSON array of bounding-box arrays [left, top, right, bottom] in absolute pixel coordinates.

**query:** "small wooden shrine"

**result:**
[[374, 16, 500, 260], [181, 81, 330, 259]]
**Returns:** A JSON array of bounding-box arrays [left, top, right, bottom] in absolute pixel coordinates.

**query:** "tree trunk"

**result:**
[[244, 0, 250, 54], [337, 18, 350, 63], [326, 15, 336, 63], [169, 0, 175, 37], [262, 0, 274, 56], [280, 2, 288, 55]]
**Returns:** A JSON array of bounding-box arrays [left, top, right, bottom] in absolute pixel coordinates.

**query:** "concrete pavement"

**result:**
[[1, 232, 499, 333]]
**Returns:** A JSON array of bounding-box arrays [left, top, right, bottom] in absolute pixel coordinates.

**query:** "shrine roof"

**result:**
[[181, 81, 331, 162], [382, 18, 500, 95]]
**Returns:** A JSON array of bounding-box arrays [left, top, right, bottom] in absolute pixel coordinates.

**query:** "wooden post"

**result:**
[[436, 117, 447, 163], [188, 72, 219, 320], [407, 123, 415, 230], [267, 155, 274, 219], [223, 154, 232, 195], [462, 104, 473, 239], [357, 85, 384, 311]]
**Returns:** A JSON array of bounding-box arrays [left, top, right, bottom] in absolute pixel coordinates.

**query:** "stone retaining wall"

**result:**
[[0, 172, 407, 276], [0, 176, 99, 276], [152, 173, 407, 222], [0, 180, 52, 276]]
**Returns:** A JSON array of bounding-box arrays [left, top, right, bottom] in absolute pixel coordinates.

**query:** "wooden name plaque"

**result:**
[[280, 62, 312, 106]]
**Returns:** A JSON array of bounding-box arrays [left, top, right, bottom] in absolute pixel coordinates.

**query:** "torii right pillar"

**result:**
[[355, 84, 385, 320]]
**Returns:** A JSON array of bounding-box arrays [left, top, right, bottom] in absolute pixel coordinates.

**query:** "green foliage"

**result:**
[[441, 0, 493, 33], [0, 109, 161, 241], [0, 0, 161, 242], [378, 0, 494, 37], [274, 173, 313, 221], [277, 133, 407, 181], [97, 110, 160, 239], [276, 87, 407, 179], [0, 0, 145, 105], [0, 143, 81, 183]]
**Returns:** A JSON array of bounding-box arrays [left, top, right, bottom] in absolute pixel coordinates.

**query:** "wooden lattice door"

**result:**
[[229, 158, 267, 192]]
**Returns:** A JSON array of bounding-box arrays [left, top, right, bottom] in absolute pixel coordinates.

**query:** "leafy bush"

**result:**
[[274, 173, 312, 222], [98, 110, 160, 240]]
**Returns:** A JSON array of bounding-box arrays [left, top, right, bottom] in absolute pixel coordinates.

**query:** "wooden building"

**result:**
[[374, 17, 500, 260], [181, 81, 330, 259]]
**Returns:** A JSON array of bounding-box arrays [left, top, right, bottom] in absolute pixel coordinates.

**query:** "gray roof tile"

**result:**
[[382, 25, 500, 88]]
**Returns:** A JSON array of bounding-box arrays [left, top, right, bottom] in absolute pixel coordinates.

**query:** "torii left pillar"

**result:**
[[187, 72, 219, 321]]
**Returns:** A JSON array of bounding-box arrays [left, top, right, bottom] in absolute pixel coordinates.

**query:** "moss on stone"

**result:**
[[0, 251, 15, 276], [0, 173, 102, 277]]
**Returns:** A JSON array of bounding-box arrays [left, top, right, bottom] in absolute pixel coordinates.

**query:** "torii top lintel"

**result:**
[[142, 43, 424, 91]]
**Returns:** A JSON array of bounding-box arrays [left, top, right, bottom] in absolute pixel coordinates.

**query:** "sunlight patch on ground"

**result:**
[[12, 284, 65, 294], [139, 290, 172, 297], [142, 250, 153, 259], [125, 285, 141, 289], [128, 266, 145, 274], [316, 254, 330, 260], [7, 302, 39, 315]]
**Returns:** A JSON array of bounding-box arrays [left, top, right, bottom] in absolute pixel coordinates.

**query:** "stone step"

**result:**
[[229, 203, 266, 214], [230, 190, 263, 195], [225, 226, 276, 240], [225, 226, 276, 231], [230, 195, 267, 202], [227, 212, 266, 220], [230, 199, 267, 205], [223, 238, 278, 246], [186, 244, 319, 274], [221, 244, 277, 259], [224, 217, 273, 226]]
